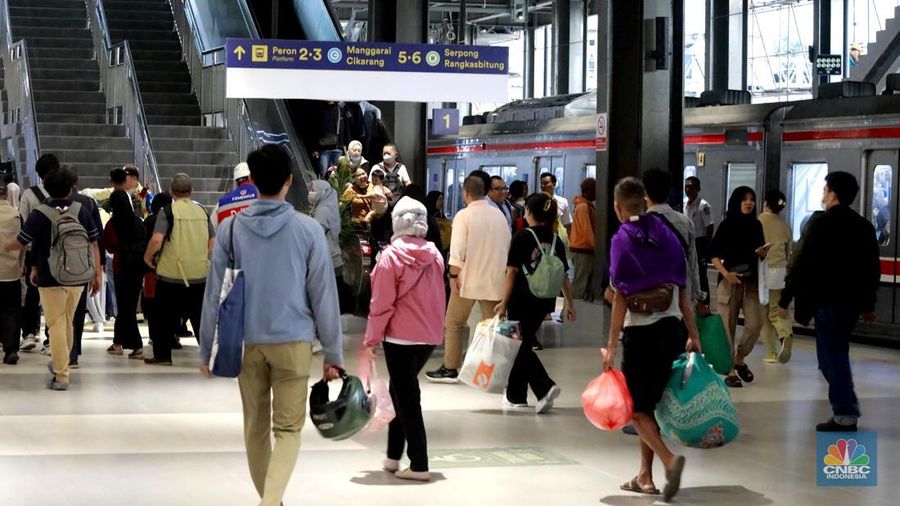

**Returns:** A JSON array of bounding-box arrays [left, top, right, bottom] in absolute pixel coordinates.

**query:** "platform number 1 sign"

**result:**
[[433, 108, 460, 136]]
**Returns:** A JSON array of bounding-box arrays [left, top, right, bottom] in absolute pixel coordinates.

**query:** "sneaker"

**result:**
[[20, 335, 38, 352], [40, 344, 51, 356], [383, 458, 400, 472], [3, 352, 19, 365], [734, 363, 754, 383], [47, 378, 68, 391], [762, 352, 778, 363], [394, 468, 431, 482], [724, 375, 743, 388], [535, 385, 561, 414], [144, 358, 172, 366], [816, 418, 857, 432], [93, 322, 105, 333], [778, 335, 794, 364], [503, 398, 529, 409], [425, 366, 459, 384], [532, 341, 544, 351], [68, 360, 79, 369]]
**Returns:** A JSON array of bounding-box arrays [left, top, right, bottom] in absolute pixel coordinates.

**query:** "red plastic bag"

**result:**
[[581, 350, 634, 431]]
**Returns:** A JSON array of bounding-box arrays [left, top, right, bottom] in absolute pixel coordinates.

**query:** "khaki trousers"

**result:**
[[570, 251, 595, 301], [443, 290, 498, 370], [716, 281, 762, 362], [40, 286, 83, 384], [239, 341, 312, 506], [761, 288, 793, 355]]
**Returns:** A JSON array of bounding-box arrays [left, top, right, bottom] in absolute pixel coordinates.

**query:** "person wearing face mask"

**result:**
[[709, 186, 769, 388], [336, 140, 370, 176], [370, 144, 411, 200]]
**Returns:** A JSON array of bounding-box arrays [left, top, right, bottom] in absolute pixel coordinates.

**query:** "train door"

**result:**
[[426, 161, 443, 193], [866, 151, 898, 323], [533, 155, 566, 195], [443, 158, 466, 217]]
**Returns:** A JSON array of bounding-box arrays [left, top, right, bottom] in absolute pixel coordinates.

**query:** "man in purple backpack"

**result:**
[[603, 177, 701, 501]]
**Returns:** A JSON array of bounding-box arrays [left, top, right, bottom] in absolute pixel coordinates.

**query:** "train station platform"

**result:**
[[0, 313, 896, 506]]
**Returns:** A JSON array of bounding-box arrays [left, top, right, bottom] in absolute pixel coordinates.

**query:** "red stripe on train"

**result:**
[[881, 259, 898, 277], [784, 127, 900, 142], [426, 140, 597, 155], [683, 132, 764, 145]]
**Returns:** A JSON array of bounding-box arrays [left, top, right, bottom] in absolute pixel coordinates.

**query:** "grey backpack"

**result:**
[[36, 202, 95, 286]]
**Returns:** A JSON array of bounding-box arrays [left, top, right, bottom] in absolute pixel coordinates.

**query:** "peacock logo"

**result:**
[[823, 439, 870, 466]]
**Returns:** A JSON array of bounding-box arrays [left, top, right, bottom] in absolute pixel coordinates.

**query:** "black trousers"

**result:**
[[0, 280, 21, 355], [695, 236, 711, 305], [70, 286, 88, 362], [383, 342, 434, 472], [22, 279, 40, 337], [506, 305, 555, 404], [143, 296, 163, 348], [113, 271, 144, 350], [153, 280, 204, 362]]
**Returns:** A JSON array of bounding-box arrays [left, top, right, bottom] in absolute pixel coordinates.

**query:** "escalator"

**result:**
[[243, 0, 391, 164]]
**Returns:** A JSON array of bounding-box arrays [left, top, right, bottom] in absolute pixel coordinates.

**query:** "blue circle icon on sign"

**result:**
[[327, 48, 343, 63]]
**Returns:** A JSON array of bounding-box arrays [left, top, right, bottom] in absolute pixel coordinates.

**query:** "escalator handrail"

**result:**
[[86, 0, 162, 195], [170, 0, 315, 195], [0, 0, 41, 185]]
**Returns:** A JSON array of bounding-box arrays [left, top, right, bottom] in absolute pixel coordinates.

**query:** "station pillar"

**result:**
[[708, 0, 746, 91], [594, 0, 685, 295], [367, 0, 428, 183]]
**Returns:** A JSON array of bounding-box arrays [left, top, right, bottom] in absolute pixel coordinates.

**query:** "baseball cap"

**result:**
[[233, 162, 250, 181]]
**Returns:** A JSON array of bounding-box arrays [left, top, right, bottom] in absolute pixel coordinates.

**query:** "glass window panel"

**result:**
[[554, 166, 565, 196], [872, 164, 893, 246], [684, 0, 707, 97], [789, 162, 828, 241], [586, 15, 598, 92], [584, 164, 597, 180], [726, 162, 757, 200], [501, 166, 518, 183], [684, 165, 697, 180], [747, 0, 814, 102], [481, 165, 501, 176], [445, 167, 455, 217]]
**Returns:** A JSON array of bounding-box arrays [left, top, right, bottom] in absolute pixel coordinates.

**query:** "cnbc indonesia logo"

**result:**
[[819, 436, 876, 486]]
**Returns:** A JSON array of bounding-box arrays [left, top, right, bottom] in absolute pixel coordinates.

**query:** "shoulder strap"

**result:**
[[35, 203, 57, 222], [228, 214, 238, 269], [30, 186, 47, 201], [652, 212, 689, 253], [526, 228, 553, 257], [164, 204, 174, 241], [63, 201, 82, 218]]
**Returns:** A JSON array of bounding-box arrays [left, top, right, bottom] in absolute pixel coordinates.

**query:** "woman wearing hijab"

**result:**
[[335, 140, 369, 176], [710, 186, 769, 387], [103, 190, 147, 358], [308, 180, 353, 314]]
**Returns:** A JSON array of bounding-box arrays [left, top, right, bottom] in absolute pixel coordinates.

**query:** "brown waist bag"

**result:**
[[626, 284, 674, 314]]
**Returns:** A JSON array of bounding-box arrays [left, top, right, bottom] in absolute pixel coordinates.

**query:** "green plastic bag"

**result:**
[[655, 352, 740, 448], [696, 314, 733, 375]]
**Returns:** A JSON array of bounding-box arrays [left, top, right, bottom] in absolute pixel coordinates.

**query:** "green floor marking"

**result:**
[[406, 447, 579, 469]]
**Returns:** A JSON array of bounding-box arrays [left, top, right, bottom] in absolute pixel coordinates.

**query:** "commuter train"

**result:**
[[426, 84, 900, 345]]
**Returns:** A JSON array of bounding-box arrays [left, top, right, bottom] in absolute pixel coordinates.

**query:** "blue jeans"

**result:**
[[318, 149, 342, 177], [815, 308, 861, 421]]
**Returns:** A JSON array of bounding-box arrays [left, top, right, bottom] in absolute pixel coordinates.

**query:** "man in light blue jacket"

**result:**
[[199, 144, 343, 506]]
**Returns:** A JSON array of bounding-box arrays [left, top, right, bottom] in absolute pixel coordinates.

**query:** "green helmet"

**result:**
[[309, 371, 373, 441]]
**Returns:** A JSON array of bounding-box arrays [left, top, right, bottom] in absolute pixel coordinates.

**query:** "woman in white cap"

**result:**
[[335, 140, 369, 177], [362, 196, 446, 482]]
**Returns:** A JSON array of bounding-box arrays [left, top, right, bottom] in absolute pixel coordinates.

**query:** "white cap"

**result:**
[[233, 162, 250, 181]]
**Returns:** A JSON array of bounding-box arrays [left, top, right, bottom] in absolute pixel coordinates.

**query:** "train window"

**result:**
[[725, 163, 756, 199], [444, 168, 455, 217], [480, 165, 501, 176], [456, 169, 465, 214], [554, 166, 565, 196], [684, 165, 697, 181], [789, 162, 829, 241], [872, 165, 892, 246], [584, 164, 597, 180], [501, 166, 518, 183]]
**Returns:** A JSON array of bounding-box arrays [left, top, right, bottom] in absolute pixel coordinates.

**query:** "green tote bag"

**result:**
[[655, 352, 740, 448], [696, 314, 733, 375]]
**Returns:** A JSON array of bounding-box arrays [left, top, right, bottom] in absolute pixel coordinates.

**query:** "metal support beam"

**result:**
[[595, 0, 684, 295], [553, 0, 571, 94], [271, 0, 279, 38], [524, 7, 535, 98], [569, 0, 586, 93], [458, 0, 467, 44], [709, 0, 745, 90], [814, 0, 832, 89], [369, 0, 428, 183]]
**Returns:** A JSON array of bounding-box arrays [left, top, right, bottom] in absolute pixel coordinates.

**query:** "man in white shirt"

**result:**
[[683, 176, 714, 305], [540, 172, 572, 235], [426, 175, 511, 383]]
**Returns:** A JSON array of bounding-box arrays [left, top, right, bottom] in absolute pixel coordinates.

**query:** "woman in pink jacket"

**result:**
[[363, 197, 446, 482]]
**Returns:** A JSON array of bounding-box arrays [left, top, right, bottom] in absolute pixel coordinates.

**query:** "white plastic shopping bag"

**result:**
[[458, 316, 523, 394], [359, 356, 395, 433]]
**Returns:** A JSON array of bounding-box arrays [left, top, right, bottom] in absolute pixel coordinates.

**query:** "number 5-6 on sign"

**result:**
[[433, 108, 459, 136]]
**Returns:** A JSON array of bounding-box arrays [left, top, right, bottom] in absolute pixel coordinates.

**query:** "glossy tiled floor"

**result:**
[[0, 303, 897, 505]]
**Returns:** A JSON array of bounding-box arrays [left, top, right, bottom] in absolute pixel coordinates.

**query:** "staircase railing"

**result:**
[[169, 0, 314, 208], [0, 0, 41, 186], [85, 0, 162, 195]]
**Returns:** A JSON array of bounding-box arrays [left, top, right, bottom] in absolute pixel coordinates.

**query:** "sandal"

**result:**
[[107, 344, 123, 356], [128, 349, 145, 360], [620, 477, 659, 495], [663, 455, 686, 501], [735, 363, 754, 383], [725, 375, 743, 388]]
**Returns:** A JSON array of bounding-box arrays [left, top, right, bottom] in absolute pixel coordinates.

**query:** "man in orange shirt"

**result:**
[[569, 178, 596, 301]]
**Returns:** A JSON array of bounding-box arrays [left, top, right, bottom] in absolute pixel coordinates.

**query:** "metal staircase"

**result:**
[[850, 5, 900, 92]]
